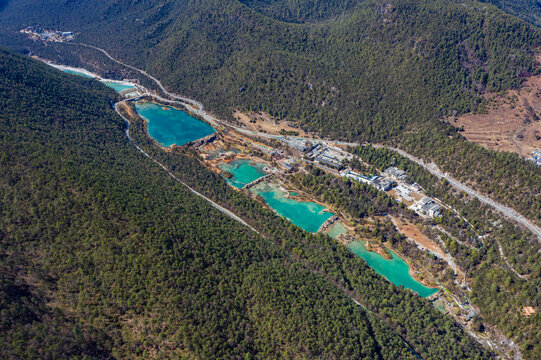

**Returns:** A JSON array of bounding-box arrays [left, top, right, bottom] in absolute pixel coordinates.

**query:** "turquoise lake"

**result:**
[[219, 159, 267, 188], [63, 69, 94, 78], [134, 102, 215, 147], [348, 241, 438, 298], [251, 182, 333, 233], [102, 81, 134, 92], [219, 160, 436, 297], [326, 221, 347, 239], [61, 69, 134, 92]]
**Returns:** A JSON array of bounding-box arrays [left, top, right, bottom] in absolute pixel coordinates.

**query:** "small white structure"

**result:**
[[395, 185, 411, 196]]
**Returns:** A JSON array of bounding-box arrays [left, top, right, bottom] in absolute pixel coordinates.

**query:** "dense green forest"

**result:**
[[0, 48, 426, 359], [0, 48, 494, 358], [348, 144, 541, 358], [0, 0, 538, 228], [0, 0, 540, 357], [238, 0, 362, 23], [120, 102, 492, 359], [480, 0, 541, 26], [398, 127, 541, 225]]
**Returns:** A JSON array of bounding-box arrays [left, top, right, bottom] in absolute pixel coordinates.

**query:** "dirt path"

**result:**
[[114, 99, 260, 235], [387, 146, 541, 242], [497, 241, 529, 281]]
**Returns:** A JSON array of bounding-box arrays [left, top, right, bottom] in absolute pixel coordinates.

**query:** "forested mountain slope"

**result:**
[[0, 48, 424, 359], [0, 46, 497, 359], [238, 0, 362, 23], [480, 0, 541, 27], [0, 0, 539, 227], [0, 0, 536, 139]]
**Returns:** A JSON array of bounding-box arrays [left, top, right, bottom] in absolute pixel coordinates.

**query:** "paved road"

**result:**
[[115, 97, 425, 357], [77, 43, 204, 110], [387, 146, 541, 242], [90, 47, 527, 356], [114, 99, 260, 235], [79, 42, 541, 242]]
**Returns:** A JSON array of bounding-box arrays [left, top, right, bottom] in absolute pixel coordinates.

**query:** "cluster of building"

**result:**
[[278, 136, 352, 169], [339, 166, 443, 218], [285, 138, 349, 166], [339, 170, 397, 191], [20, 27, 74, 42], [282, 162, 296, 172], [310, 144, 351, 169], [383, 167, 443, 217], [416, 197, 442, 217], [384, 167, 407, 181], [528, 149, 541, 166], [280, 137, 314, 152], [276, 137, 446, 218]]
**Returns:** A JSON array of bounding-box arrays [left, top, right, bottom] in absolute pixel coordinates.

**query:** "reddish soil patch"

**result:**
[[233, 110, 309, 137], [394, 218, 446, 259], [120, 102, 137, 118], [448, 54, 541, 158]]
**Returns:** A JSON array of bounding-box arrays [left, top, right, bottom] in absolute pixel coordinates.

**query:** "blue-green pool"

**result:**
[[219, 159, 267, 188], [348, 241, 438, 298], [251, 182, 333, 233], [63, 69, 94, 78], [326, 221, 347, 239], [134, 102, 215, 147], [102, 81, 134, 92], [218, 160, 435, 297]]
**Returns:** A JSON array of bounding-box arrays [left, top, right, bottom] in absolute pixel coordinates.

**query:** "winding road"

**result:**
[[69, 43, 535, 357], [77, 42, 541, 242], [114, 99, 260, 235], [113, 97, 424, 359], [387, 147, 541, 242]]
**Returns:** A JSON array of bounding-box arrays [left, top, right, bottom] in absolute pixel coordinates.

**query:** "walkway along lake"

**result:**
[[60, 66, 216, 148], [220, 160, 334, 233], [134, 101, 216, 147], [54, 59, 440, 307], [63, 62, 439, 299]]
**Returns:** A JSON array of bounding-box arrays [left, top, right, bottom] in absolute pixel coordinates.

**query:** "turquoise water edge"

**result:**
[[62, 69, 134, 93], [63, 69, 94, 78], [221, 159, 437, 297], [219, 159, 333, 233], [219, 159, 267, 188], [61, 65, 436, 298], [251, 182, 333, 233], [348, 241, 438, 297], [102, 81, 134, 92], [134, 102, 215, 147]]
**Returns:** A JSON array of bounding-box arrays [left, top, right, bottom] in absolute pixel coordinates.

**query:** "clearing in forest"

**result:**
[[448, 54, 541, 158]]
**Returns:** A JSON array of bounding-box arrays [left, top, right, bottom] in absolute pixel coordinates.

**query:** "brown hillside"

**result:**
[[448, 54, 541, 158]]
